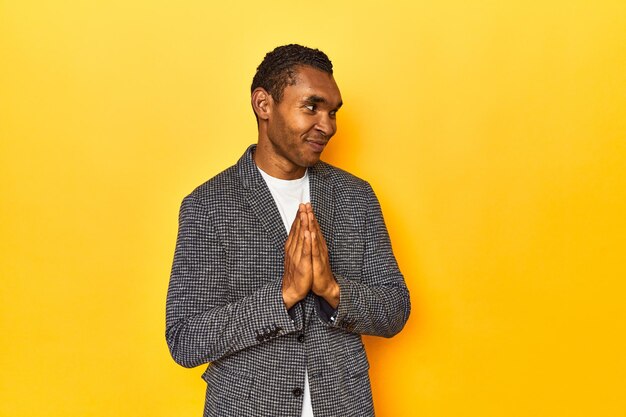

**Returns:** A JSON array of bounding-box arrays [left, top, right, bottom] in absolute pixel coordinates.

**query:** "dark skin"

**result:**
[[251, 65, 342, 180], [282, 202, 339, 309], [251, 66, 342, 309]]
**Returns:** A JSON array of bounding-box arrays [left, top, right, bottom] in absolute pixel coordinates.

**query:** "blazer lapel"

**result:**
[[309, 162, 335, 254], [238, 145, 288, 251]]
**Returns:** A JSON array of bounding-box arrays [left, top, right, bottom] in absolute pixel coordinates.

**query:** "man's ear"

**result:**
[[251, 88, 272, 121]]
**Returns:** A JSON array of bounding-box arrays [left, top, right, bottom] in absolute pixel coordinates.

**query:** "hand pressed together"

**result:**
[[282, 203, 340, 309]]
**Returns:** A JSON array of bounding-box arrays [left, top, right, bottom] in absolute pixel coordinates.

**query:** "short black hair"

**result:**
[[251, 44, 333, 102]]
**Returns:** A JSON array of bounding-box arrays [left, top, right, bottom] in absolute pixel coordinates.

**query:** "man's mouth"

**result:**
[[306, 139, 328, 153]]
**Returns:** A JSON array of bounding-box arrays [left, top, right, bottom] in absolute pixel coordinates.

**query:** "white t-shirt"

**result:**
[[257, 167, 314, 417]]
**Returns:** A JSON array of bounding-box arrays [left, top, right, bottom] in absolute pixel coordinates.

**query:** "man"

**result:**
[[166, 44, 410, 417]]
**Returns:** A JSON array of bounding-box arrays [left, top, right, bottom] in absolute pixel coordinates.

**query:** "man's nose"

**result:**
[[315, 113, 336, 138]]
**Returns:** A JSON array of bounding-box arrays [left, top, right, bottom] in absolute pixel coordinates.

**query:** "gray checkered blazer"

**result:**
[[166, 145, 410, 417]]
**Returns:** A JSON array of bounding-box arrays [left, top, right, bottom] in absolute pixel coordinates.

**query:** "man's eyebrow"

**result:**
[[304, 95, 343, 110]]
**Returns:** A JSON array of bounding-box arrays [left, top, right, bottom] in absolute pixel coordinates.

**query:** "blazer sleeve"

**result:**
[[165, 194, 301, 368], [316, 183, 410, 337]]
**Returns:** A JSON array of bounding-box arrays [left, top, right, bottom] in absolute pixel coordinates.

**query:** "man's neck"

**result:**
[[253, 143, 307, 180]]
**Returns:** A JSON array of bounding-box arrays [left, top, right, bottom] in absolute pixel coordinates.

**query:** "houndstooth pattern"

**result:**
[[166, 145, 410, 417]]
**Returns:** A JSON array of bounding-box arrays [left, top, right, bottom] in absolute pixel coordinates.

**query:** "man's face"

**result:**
[[266, 65, 343, 170]]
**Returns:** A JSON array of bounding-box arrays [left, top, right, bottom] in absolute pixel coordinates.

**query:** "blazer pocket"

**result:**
[[202, 365, 253, 401], [348, 347, 370, 378], [345, 348, 374, 415]]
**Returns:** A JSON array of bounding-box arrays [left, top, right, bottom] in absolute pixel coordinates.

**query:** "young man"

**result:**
[[166, 44, 410, 417]]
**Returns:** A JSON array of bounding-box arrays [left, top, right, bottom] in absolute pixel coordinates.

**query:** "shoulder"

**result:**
[[183, 164, 243, 213], [315, 161, 371, 189], [314, 160, 375, 200]]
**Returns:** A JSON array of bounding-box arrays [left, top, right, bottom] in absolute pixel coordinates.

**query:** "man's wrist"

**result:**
[[282, 290, 299, 310], [318, 279, 340, 309]]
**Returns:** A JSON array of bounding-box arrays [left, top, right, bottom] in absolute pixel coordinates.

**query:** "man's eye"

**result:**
[[305, 104, 315, 112]]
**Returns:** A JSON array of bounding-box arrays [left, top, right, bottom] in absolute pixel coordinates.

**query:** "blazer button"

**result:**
[[292, 388, 303, 397], [256, 334, 264, 342], [297, 334, 305, 343]]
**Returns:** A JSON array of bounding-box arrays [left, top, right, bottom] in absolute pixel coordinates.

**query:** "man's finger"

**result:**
[[285, 205, 302, 250], [309, 209, 321, 232], [289, 211, 304, 259], [285, 223, 295, 250], [299, 209, 310, 230], [305, 204, 320, 232], [311, 231, 320, 257], [302, 230, 312, 256], [294, 212, 308, 254], [308, 210, 328, 252]]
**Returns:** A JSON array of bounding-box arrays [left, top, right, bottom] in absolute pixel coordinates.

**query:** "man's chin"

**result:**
[[302, 154, 322, 167]]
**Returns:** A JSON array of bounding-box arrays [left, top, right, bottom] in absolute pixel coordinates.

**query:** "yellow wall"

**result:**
[[2, 1, 625, 416]]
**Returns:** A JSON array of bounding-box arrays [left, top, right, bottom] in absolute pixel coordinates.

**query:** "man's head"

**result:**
[[251, 44, 334, 104], [251, 44, 343, 179]]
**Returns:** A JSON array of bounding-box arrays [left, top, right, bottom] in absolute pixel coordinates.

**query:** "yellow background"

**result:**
[[1, 0, 625, 416]]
